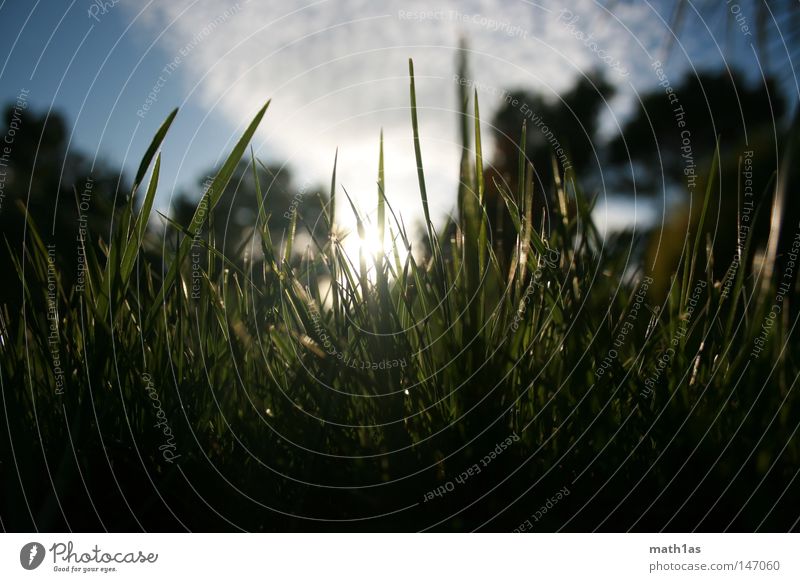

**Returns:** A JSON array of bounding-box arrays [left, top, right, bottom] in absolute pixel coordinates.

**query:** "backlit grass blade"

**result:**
[[330, 148, 338, 232], [517, 120, 527, 204], [408, 59, 433, 247], [329, 149, 340, 326], [378, 129, 386, 248], [252, 148, 267, 228], [474, 89, 487, 275], [157, 210, 255, 290], [283, 204, 297, 267], [519, 161, 535, 291], [474, 89, 487, 323], [146, 100, 271, 329], [375, 130, 393, 319], [342, 186, 369, 297], [120, 154, 159, 284]]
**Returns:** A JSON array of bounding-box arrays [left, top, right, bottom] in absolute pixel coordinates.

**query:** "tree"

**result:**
[[606, 69, 792, 290], [0, 105, 122, 310], [171, 161, 328, 265], [484, 71, 615, 258]]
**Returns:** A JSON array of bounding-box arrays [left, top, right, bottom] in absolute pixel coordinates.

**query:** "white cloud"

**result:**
[[126, 0, 685, 229]]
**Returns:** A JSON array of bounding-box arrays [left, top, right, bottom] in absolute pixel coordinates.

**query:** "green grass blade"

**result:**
[[120, 154, 159, 283], [474, 89, 487, 274], [378, 129, 386, 248], [283, 204, 297, 267], [133, 108, 177, 194], [408, 59, 433, 246], [145, 100, 271, 329], [682, 139, 719, 308]]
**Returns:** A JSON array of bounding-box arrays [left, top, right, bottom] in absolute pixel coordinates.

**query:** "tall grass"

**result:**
[[1, 61, 798, 532]]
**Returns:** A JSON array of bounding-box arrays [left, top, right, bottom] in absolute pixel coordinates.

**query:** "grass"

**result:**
[[1, 60, 798, 532]]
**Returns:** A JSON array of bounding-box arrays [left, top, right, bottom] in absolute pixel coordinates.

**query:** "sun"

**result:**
[[340, 223, 388, 266], [337, 219, 409, 281]]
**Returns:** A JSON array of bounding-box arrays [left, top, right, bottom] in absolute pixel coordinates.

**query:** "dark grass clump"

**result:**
[[1, 61, 798, 532]]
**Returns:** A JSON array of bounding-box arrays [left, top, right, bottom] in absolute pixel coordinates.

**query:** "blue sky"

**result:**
[[0, 0, 235, 208], [0, 0, 788, 232]]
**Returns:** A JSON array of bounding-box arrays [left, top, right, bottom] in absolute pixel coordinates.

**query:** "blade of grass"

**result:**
[[145, 100, 270, 330], [408, 59, 434, 247], [681, 140, 719, 308], [133, 108, 178, 195]]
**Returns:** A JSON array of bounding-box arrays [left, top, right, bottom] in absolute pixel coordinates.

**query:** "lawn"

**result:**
[[1, 60, 798, 532]]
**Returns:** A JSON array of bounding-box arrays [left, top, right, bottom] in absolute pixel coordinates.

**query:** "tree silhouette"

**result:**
[[606, 69, 794, 289], [484, 70, 615, 258], [171, 161, 328, 265], [607, 68, 784, 194], [0, 105, 122, 310]]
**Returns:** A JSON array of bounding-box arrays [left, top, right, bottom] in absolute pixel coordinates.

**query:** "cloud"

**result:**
[[125, 0, 682, 227]]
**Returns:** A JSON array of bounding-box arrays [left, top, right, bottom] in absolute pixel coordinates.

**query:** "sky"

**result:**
[[0, 0, 788, 235]]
